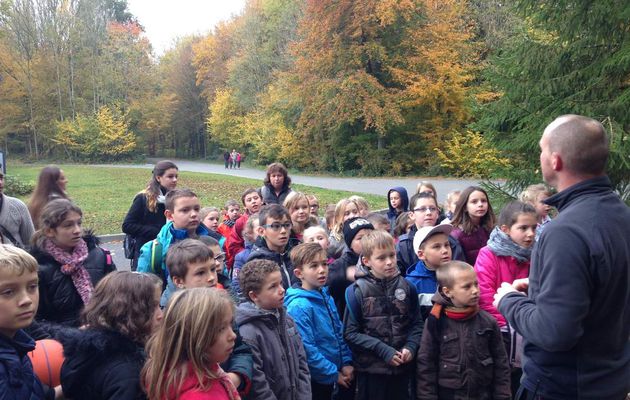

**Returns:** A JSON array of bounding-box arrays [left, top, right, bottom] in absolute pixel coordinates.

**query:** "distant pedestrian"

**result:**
[[27, 165, 69, 229], [237, 152, 242, 168], [224, 151, 230, 169], [231, 149, 238, 169]]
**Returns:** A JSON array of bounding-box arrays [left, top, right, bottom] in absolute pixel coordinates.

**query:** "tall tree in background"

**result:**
[[477, 0, 630, 200]]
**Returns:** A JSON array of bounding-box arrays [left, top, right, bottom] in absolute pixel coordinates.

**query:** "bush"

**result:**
[[435, 130, 510, 178], [4, 175, 34, 196]]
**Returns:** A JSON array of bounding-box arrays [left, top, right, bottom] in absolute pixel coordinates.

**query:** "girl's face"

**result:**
[[203, 211, 220, 231], [535, 193, 551, 220], [156, 168, 178, 191], [150, 287, 164, 333], [342, 203, 359, 222], [270, 172, 284, 190], [447, 194, 460, 214], [291, 199, 310, 225], [466, 191, 488, 224], [419, 186, 435, 197], [358, 206, 369, 218], [207, 307, 237, 364], [389, 191, 402, 210], [57, 170, 68, 191], [502, 213, 537, 248], [304, 230, 330, 250], [46, 211, 82, 251]]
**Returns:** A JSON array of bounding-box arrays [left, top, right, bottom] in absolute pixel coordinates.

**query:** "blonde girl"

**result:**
[[143, 287, 239, 400], [519, 184, 552, 239], [348, 195, 370, 217], [283, 191, 311, 240], [450, 186, 496, 265], [328, 198, 360, 258]]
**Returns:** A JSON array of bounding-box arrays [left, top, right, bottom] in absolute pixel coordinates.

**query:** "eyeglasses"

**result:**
[[214, 252, 226, 263], [262, 222, 293, 231], [413, 206, 438, 213]]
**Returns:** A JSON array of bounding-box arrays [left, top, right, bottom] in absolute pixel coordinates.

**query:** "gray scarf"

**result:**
[[487, 226, 532, 263]]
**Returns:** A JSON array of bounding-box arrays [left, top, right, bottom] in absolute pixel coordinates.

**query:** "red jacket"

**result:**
[[474, 245, 529, 327], [166, 363, 236, 400]]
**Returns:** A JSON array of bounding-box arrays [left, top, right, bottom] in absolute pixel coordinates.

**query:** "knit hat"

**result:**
[[413, 224, 453, 253], [343, 217, 374, 248]]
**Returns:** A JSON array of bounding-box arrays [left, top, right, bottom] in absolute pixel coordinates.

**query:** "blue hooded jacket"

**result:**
[[285, 286, 352, 385], [405, 260, 439, 319], [387, 186, 409, 230]]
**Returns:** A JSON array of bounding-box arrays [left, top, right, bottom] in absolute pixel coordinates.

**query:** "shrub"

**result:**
[[3, 175, 34, 196], [435, 130, 510, 178]]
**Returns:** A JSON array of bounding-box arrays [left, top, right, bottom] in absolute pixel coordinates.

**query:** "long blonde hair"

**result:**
[[330, 198, 358, 241], [142, 288, 234, 399]]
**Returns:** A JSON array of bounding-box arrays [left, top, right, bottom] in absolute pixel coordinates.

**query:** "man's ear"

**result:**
[[551, 152, 563, 171], [165, 209, 174, 221], [172, 275, 185, 289]]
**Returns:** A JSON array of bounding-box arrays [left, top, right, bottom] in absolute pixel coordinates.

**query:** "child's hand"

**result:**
[[227, 372, 242, 389], [54, 385, 64, 399], [341, 365, 354, 382], [337, 372, 351, 388], [388, 351, 403, 366], [400, 348, 413, 363]]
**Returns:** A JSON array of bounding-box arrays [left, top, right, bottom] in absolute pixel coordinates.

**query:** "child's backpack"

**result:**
[[137, 239, 166, 287]]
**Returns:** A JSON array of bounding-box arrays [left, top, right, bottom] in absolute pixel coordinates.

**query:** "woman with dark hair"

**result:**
[[28, 165, 69, 228], [122, 160, 178, 269], [59, 271, 163, 400], [260, 162, 293, 205]]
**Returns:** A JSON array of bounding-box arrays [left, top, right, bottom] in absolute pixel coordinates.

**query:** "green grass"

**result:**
[[9, 164, 387, 234]]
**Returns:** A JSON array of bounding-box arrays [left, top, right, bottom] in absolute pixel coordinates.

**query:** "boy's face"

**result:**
[[304, 230, 330, 251], [250, 270, 285, 310], [0, 269, 39, 338], [308, 198, 319, 216], [502, 213, 537, 249], [363, 246, 397, 280], [294, 251, 328, 291], [259, 216, 291, 253], [350, 229, 373, 255], [173, 258, 218, 289], [209, 244, 225, 274], [202, 211, 220, 231], [167, 196, 200, 232], [418, 233, 452, 270], [291, 198, 310, 225], [243, 192, 262, 214], [389, 191, 402, 210], [412, 197, 439, 228], [227, 205, 241, 221], [243, 220, 260, 243], [535, 193, 551, 219], [444, 268, 480, 308]]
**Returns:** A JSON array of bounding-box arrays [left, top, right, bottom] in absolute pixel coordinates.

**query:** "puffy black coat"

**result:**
[[328, 248, 359, 317], [59, 328, 146, 400], [247, 236, 299, 289], [121, 193, 166, 261], [33, 234, 116, 326]]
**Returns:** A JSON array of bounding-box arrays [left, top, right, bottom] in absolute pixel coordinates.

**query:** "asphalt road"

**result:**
[[99, 159, 489, 271]]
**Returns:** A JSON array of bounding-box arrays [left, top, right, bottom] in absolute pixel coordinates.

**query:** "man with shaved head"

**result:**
[[494, 115, 630, 400]]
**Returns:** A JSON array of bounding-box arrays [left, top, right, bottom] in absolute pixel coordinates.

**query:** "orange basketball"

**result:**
[[28, 339, 64, 387]]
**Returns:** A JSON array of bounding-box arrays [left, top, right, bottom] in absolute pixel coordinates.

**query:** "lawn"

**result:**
[[9, 164, 387, 235]]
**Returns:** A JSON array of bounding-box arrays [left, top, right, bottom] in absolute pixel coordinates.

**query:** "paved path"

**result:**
[[100, 159, 487, 203], [98, 159, 492, 270]]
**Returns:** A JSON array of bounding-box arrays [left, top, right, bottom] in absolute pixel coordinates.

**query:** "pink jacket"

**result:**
[[474, 246, 530, 327], [166, 363, 238, 400]]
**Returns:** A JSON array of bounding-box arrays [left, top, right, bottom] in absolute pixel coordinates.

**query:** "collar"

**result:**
[[545, 175, 612, 212]]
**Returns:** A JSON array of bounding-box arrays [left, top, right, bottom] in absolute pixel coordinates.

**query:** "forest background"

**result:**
[[0, 0, 628, 200]]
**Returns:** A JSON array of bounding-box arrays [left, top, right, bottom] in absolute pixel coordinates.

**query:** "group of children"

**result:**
[[0, 173, 554, 400]]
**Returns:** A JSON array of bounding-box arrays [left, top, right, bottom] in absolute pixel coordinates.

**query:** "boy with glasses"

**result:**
[[247, 204, 300, 289], [396, 192, 465, 276]]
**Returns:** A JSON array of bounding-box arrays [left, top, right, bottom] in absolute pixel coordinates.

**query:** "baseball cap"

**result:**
[[413, 224, 453, 253]]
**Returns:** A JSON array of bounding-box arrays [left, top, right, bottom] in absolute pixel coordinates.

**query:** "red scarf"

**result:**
[[43, 238, 93, 304], [430, 303, 479, 321]]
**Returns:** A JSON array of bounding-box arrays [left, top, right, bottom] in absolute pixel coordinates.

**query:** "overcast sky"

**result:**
[[127, 0, 247, 56]]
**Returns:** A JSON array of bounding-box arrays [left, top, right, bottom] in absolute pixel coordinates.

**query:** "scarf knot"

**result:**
[[487, 226, 532, 263], [44, 238, 93, 305]]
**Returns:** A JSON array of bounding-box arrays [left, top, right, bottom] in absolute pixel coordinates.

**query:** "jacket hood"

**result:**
[[431, 291, 454, 307], [0, 330, 35, 360], [30, 231, 100, 262], [387, 186, 409, 217], [405, 260, 436, 279], [58, 328, 144, 396], [235, 301, 284, 327], [285, 286, 329, 307], [157, 221, 210, 244]]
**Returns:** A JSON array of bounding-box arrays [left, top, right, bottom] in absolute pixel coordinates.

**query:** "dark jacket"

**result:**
[[235, 302, 311, 400], [33, 234, 116, 327], [498, 176, 630, 400], [396, 225, 466, 275], [121, 193, 166, 259], [416, 293, 511, 400], [247, 236, 299, 289], [0, 330, 52, 400], [343, 265, 422, 375], [261, 184, 293, 205], [59, 328, 146, 400], [328, 248, 359, 317], [386, 187, 409, 232]]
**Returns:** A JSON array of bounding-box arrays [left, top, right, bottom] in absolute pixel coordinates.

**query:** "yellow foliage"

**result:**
[[435, 130, 510, 178]]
